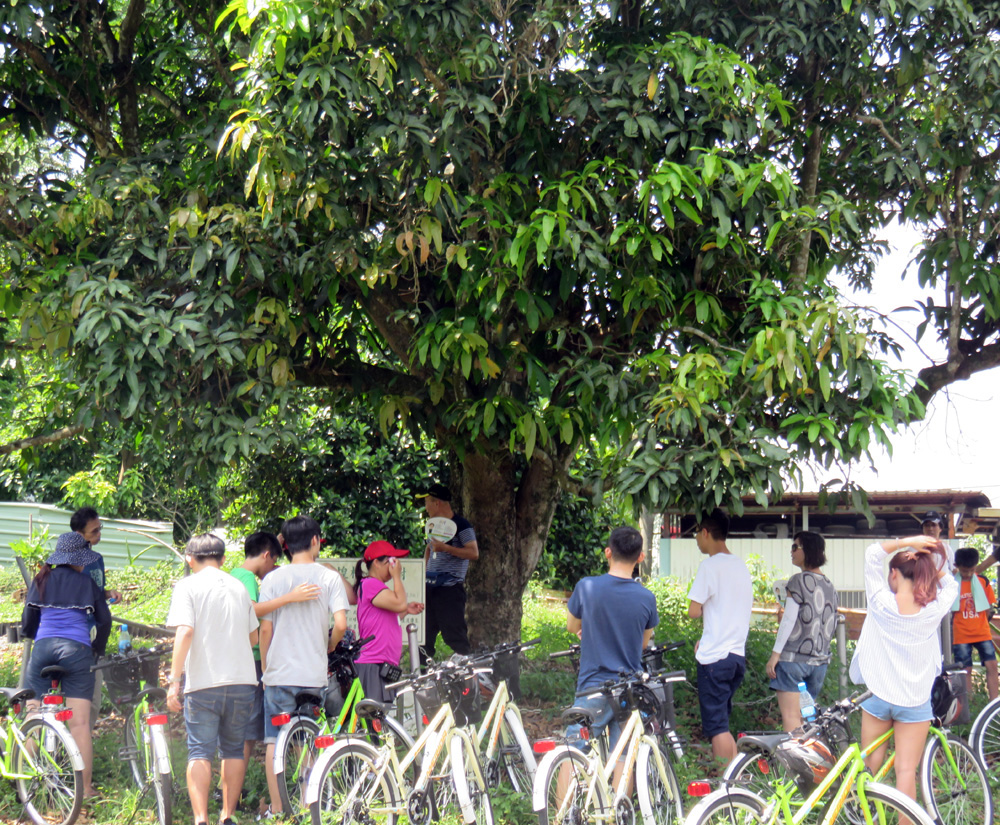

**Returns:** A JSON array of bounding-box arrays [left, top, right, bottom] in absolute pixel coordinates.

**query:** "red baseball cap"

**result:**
[[363, 540, 410, 562]]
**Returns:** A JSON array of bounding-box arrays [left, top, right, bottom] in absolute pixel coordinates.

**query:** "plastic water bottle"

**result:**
[[797, 681, 816, 722], [118, 624, 132, 654]]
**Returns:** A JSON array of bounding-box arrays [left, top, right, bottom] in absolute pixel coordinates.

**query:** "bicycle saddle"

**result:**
[[138, 687, 167, 703], [736, 732, 791, 755], [40, 665, 68, 682], [354, 699, 388, 721], [0, 686, 35, 704], [561, 706, 598, 727]]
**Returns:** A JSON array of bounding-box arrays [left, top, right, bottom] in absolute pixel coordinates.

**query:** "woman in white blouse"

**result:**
[[850, 535, 957, 804]]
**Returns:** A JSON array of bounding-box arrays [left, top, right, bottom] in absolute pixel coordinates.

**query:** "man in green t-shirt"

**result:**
[[232, 532, 321, 763]]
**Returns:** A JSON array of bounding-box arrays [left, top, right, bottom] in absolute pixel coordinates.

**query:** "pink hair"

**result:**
[[889, 541, 946, 607]]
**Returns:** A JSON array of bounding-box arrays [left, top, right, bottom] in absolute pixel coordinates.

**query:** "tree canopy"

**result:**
[[3, 0, 999, 640]]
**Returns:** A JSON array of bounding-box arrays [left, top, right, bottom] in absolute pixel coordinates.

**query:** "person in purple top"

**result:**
[[352, 540, 424, 702], [21, 532, 112, 799]]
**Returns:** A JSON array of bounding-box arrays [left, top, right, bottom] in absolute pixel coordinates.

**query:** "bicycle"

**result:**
[[530, 668, 687, 825], [688, 691, 945, 825], [724, 696, 992, 825], [548, 640, 689, 761], [0, 665, 85, 825], [271, 634, 415, 815], [304, 656, 495, 825], [91, 645, 173, 825], [463, 638, 539, 792], [967, 689, 1000, 770]]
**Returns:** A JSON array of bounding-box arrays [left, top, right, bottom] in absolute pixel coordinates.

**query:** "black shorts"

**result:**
[[697, 653, 746, 739]]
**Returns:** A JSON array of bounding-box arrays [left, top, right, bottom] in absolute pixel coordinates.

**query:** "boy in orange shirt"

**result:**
[[952, 547, 998, 700]]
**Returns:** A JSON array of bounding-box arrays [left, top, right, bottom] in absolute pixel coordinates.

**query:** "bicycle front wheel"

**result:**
[[499, 707, 535, 793], [309, 741, 400, 825], [123, 712, 147, 788], [536, 747, 610, 825], [920, 732, 993, 825], [15, 717, 84, 825], [684, 787, 767, 825], [274, 716, 321, 815], [149, 726, 173, 825], [971, 697, 1000, 770], [449, 733, 493, 825], [636, 740, 682, 825]]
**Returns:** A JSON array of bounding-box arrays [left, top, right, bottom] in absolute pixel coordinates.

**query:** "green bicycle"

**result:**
[[1, 665, 85, 825], [688, 691, 950, 825], [272, 634, 415, 815]]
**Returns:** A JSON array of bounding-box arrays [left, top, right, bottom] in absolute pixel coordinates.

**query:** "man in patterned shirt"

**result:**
[[420, 482, 478, 658]]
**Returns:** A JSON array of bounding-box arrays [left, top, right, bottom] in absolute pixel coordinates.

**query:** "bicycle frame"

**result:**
[[0, 710, 83, 781], [475, 679, 528, 766]]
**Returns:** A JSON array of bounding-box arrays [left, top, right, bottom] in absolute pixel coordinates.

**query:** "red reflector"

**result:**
[[146, 714, 168, 726], [372, 720, 382, 733], [757, 758, 770, 775], [315, 736, 336, 749], [271, 714, 291, 726], [737, 732, 745, 738], [54, 709, 73, 722], [13, 703, 20, 714], [422, 715, 429, 725], [580, 727, 590, 740], [687, 781, 712, 798], [43, 695, 63, 705], [533, 740, 556, 753]]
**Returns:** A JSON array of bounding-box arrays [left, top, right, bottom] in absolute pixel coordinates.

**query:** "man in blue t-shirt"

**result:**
[[566, 526, 659, 748]]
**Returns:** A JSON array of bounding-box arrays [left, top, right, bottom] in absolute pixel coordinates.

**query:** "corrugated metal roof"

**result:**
[[0, 502, 178, 570]]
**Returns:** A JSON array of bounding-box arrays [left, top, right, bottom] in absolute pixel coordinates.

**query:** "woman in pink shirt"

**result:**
[[352, 540, 424, 702]]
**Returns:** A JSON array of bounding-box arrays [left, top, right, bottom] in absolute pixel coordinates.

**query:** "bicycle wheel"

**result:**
[[449, 733, 494, 825], [684, 787, 767, 825], [636, 740, 682, 825], [123, 711, 147, 788], [274, 716, 321, 815], [723, 749, 798, 801], [833, 781, 938, 825], [14, 717, 84, 825], [919, 732, 993, 825], [971, 697, 1000, 771], [309, 741, 399, 825], [536, 747, 611, 825], [499, 707, 535, 793], [149, 726, 173, 825]]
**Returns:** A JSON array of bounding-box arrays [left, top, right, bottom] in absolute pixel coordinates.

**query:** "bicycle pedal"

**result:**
[[118, 746, 140, 760]]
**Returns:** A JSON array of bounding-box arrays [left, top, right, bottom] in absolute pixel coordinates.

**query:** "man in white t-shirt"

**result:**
[[258, 515, 349, 817], [167, 534, 259, 825], [687, 508, 753, 761]]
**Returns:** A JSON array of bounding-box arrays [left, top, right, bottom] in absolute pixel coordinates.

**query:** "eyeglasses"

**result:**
[[791, 543, 803, 551]]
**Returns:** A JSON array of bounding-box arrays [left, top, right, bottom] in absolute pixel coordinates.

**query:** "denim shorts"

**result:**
[[953, 640, 997, 668], [861, 694, 933, 723], [263, 684, 326, 744], [184, 684, 257, 761], [565, 693, 622, 752], [27, 637, 95, 700], [769, 660, 829, 697], [697, 653, 746, 739]]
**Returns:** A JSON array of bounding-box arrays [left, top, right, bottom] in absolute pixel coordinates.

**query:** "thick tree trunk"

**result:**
[[460, 446, 572, 647]]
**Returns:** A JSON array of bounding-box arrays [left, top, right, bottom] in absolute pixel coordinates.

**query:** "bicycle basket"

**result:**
[[104, 656, 160, 705], [931, 665, 969, 726], [491, 648, 521, 699], [416, 673, 482, 726]]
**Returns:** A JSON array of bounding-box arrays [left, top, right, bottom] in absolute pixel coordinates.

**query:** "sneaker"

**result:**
[[256, 808, 283, 821]]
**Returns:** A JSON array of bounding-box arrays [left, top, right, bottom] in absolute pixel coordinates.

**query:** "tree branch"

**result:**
[[914, 341, 1000, 405], [0, 425, 86, 455]]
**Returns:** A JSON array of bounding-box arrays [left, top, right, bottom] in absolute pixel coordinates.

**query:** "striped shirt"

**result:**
[[426, 515, 475, 585], [849, 543, 958, 707]]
